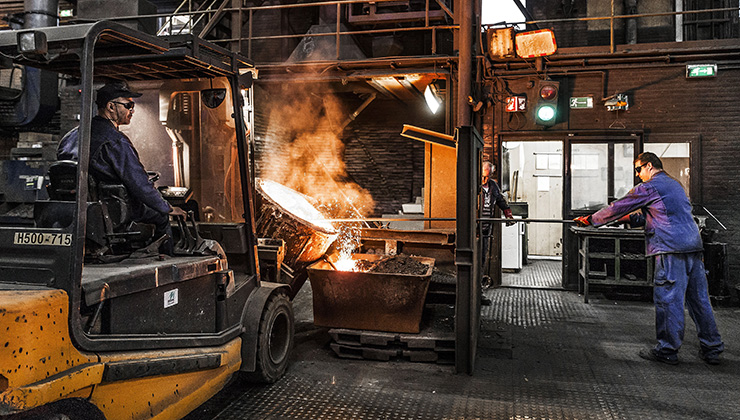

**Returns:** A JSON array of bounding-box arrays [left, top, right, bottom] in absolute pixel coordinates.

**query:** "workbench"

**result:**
[[571, 226, 653, 303]]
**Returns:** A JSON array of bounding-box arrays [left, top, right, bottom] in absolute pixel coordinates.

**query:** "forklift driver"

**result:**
[[57, 81, 186, 255]]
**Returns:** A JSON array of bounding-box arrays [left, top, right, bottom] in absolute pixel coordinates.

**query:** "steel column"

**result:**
[[455, 126, 483, 374], [456, 0, 473, 127]]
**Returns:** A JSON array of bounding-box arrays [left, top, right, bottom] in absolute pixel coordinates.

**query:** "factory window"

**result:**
[[643, 142, 690, 196], [681, 0, 739, 41], [570, 142, 636, 212]]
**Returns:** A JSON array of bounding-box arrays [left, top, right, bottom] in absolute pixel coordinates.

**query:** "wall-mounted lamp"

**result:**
[[424, 83, 442, 114], [605, 93, 629, 111], [486, 27, 558, 60]]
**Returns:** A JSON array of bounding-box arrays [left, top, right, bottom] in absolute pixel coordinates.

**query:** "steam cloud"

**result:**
[[259, 84, 375, 219]]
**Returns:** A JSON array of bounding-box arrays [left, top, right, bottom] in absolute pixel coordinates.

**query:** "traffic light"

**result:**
[[534, 80, 560, 126]]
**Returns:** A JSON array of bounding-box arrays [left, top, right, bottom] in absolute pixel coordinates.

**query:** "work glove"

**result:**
[[574, 215, 592, 227], [617, 214, 632, 226], [503, 208, 516, 226]]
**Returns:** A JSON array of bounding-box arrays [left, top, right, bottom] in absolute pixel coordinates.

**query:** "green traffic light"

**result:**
[[537, 104, 556, 122]]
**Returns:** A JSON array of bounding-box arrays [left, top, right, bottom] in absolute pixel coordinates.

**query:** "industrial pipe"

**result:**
[[23, 0, 59, 29], [625, 0, 638, 45], [456, 0, 473, 126]]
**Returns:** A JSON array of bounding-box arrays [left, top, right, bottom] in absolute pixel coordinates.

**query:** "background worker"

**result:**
[[58, 81, 186, 255], [480, 161, 514, 293], [574, 152, 723, 365]]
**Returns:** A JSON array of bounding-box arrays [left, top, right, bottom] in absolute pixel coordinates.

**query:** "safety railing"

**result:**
[[73, 2, 740, 62], [151, 0, 456, 62], [157, 0, 231, 37]]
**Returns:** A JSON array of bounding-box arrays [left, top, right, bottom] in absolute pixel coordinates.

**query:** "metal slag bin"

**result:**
[[307, 254, 435, 333]]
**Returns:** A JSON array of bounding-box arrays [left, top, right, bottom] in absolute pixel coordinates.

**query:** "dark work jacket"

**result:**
[[57, 115, 172, 215], [480, 178, 510, 218], [591, 171, 702, 256]]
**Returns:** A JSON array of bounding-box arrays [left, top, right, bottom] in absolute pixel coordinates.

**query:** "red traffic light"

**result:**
[[539, 85, 558, 100]]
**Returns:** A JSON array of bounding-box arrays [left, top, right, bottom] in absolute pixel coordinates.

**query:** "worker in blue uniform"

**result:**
[[480, 161, 514, 257], [574, 152, 723, 365], [479, 161, 514, 297], [58, 81, 186, 255]]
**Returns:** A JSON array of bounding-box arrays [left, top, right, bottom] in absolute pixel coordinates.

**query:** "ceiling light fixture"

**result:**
[[424, 84, 442, 114]]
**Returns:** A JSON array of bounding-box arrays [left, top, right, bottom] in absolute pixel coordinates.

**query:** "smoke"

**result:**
[[259, 84, 375, 219]]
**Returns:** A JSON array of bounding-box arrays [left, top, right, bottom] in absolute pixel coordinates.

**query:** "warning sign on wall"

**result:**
[[505, 96, 526, 112]]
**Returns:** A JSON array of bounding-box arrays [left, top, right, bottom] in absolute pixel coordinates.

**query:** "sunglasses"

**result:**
[[634, 164, 646, 174], [112, 101, 135, 110]]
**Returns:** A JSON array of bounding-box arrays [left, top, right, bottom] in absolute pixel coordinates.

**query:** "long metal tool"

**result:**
[[319, 217, 577, 223], [479, 218, 577, 224]]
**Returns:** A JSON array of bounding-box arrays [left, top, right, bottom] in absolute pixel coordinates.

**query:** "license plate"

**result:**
[[14, 232, 73, 246]]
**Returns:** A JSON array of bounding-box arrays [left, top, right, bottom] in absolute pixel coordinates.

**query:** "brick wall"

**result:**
[[490, 65, 740, 290], [253, 87, 444, 216]]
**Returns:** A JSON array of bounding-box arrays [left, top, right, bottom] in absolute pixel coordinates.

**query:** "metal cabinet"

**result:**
[[502, 216, 524, 271], [571, 227, 653, 303]]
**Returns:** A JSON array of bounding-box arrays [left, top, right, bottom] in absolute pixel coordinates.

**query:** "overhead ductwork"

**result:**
[[287, 23, 367, 63], [77, 0, 157, 34], [24, 0, 59, 28], [625, 0, 638, 45]]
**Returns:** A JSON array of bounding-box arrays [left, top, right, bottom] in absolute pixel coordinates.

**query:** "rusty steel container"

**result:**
[[306, 254, 435, 333], [255, 179, 339, 269]]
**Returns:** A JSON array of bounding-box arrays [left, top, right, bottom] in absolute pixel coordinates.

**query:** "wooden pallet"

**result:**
[[327, 303, 455, 364], [330, 342, 454, 364], [329, 328, 454, 351]]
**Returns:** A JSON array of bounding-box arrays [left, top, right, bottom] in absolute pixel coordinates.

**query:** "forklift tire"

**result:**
[[242, 291, 294, 383]]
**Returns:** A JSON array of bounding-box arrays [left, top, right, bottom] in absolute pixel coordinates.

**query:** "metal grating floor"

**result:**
[[186, 283, 740, 420], [502, 258, 562, 289]]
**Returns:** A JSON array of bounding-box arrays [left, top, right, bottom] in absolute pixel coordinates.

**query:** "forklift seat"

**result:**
[[47, 160, 78, 201], [39, 160, 155, 257], [34, 161, 78, 229]]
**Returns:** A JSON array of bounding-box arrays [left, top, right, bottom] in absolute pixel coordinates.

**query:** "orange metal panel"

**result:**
[[91, 340, 241, 420], [0, 289, 99, 412], [424, 142, 457, 229]]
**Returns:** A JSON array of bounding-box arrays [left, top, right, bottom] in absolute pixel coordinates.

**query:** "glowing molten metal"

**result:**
[[332, 257, 358, 272]]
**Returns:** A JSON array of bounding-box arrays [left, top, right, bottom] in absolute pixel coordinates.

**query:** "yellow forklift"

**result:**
[[0, 22, 293, 419]]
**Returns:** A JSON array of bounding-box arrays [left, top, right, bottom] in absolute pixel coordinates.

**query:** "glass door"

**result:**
[[563, 135, 642, 289], [568, 140, 639, 215]]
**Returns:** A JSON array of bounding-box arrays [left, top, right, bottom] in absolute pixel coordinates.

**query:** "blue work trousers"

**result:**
[[653, 252, 724, 358]]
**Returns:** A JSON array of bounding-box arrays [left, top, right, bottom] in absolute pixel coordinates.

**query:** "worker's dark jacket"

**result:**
[[480, 178, 510, 218], [590, 171, 702, 256], [57, 116, 171, 215]]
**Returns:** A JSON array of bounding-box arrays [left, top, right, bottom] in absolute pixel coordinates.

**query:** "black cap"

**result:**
[[95, 81, 142, 107]]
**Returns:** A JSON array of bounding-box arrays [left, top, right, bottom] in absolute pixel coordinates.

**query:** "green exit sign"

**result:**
[[686, 64, 717, 78], [569, 97, 593, 109]]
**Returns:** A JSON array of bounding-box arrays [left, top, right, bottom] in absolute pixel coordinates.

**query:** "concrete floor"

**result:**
[[185, 262, 740, 420]]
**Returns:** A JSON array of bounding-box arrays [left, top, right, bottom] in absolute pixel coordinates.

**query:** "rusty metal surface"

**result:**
[[307, 254, 434, 333]]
